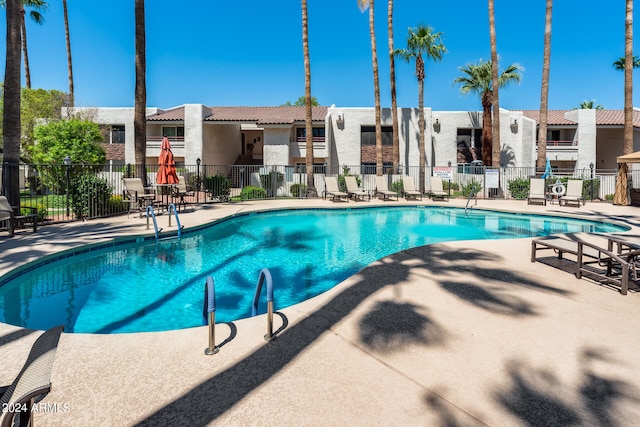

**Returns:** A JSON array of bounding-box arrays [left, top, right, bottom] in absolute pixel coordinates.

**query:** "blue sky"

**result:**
[[0, 1, 638, 111]]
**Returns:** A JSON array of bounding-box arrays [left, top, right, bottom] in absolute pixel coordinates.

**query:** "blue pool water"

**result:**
[[0, 207, 626, 334]]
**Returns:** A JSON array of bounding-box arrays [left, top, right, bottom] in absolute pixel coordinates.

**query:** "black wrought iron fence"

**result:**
[[0, 162, 624, 228]]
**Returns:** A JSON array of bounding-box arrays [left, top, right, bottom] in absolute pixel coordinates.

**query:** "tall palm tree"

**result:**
[[358, 0, 383, 175], [388, 0, 399, 172], [396, 26, 446, 193], [488, 0, 500, 167], [0, 0, 46, 89], [302, 0, 315, 196], [134, 0, 147, 185], [613, 55, 640, 70], [62, 0, 73, 107], [20, 0, 46, 89], [454, 60, 522, 167], [624, 0, 633, 155], [537, 0, 553, 171], [2, 0, 22, 207]]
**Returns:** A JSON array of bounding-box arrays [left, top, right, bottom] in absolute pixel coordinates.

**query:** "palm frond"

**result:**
[[357, 0, 370, 12]]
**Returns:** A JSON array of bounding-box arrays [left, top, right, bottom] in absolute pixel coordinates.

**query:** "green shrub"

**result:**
[[69, 173, 115, 219], [390, 180, 404, 194], [202, 174, 231, 201], [605, 194, 614, 202], [20, 204, 47, 222], [461, 180, 482, 197], [507, 177, 530, 200], [290, 183, 307, 198], [337, 166, 361, 192], [240, 186, 267, 200], [443, 181, 459, 191], [107, 195, 129, 215]]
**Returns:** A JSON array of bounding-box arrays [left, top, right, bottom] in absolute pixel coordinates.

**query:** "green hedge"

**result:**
[[202, 174, 231, 201], [240, 186, 267, 200]]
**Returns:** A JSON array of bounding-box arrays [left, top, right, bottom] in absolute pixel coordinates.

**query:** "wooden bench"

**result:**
[[531, 235, 635, 295]]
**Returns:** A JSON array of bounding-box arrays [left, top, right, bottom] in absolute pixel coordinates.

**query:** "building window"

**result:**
[[547, 130, 561, 142], [361, 126, 393, 146], [162, 126, 185, 138], [295, 163, 326, 174], [296, 127, 325, 141], [110, 125, 125, 144], [361, 162, 393, 175]]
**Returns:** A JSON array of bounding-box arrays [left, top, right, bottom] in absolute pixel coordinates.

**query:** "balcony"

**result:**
[[291, 136, 326, 150], [147, 136, 185, 149], [545, 140, 577, 147], [537, 140, 578, 162]]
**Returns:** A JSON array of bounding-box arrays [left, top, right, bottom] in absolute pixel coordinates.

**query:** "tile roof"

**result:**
[[205, 106, 328, 124], [146, 107, 189, 121], [520, 110, 577, 125], [595, 109, 640, 127], [146, 105, 328, 124], [521, 109, 640, 127]]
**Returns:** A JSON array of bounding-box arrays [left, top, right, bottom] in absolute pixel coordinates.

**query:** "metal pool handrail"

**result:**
[[251, 268, 275, 341], [204, 276, 219, 355], [146, 205, 162, 239], [166, 203, 183, 238], [465, 188, 479, 215]]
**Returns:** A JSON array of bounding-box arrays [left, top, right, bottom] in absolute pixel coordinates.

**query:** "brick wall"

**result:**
[[102, 143, 125, 161], [360, 145, 393, 163]]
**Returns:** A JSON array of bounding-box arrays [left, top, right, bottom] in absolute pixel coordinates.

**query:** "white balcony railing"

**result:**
[[147, 136, 185, 149], [544, 140, 577, 147]]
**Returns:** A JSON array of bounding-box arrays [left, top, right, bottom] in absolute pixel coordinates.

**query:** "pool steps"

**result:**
[[204, 269, 275, 355], [146, 204, 184, 240]]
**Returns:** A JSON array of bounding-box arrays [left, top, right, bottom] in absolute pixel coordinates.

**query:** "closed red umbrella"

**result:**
[[156, 137, 179, 185]]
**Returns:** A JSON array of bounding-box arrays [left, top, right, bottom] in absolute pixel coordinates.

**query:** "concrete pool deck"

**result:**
[[2, 198, 640, 426]]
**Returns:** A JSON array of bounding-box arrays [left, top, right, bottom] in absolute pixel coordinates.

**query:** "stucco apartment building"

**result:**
[[70, 104, 640, 176]]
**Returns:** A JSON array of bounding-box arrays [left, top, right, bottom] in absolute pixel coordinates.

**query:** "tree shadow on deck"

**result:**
[[136, 241, 564, 425]]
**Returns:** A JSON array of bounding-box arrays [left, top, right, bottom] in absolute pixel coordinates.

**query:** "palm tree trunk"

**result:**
[[20, 5, 31, 89], [388, 0, 400, 172], [134, 0, 147, 185], [3, 0, 22, 207], [624, 0, 633, 155], [481, 91, 492, 166], [368, 2, 383, 176], [63, 0, 74, 107], [537, 0, 553, 170], [302, 0, 315, 196], [418, 60, 426, 194], [489, 0, 500, 168]]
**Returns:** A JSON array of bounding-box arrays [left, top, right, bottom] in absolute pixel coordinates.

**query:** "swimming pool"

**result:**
[[0, 206, 627, 334]]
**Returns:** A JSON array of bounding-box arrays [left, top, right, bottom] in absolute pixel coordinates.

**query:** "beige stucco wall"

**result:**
[[202, 123, 241, 166], [597, 128, 623, 170], [564, 109, 596, 170], [263, 127, 290, 165]]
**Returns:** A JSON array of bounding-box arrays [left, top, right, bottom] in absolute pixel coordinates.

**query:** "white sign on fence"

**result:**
[[485, 169, 500, 189], [433, 167, 453, 180]]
